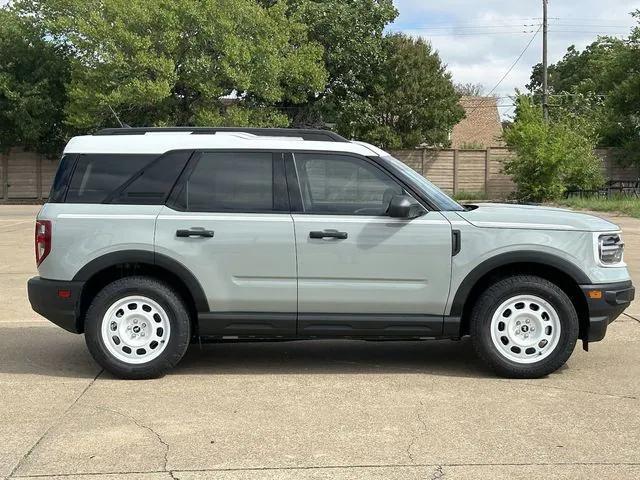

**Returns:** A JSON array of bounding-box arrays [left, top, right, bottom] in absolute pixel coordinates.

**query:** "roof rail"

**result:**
[[95, 127, 349, 142]]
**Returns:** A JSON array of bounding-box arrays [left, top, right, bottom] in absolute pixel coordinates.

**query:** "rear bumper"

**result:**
[[27, 277, 84, 333], [580, 281, 635, 342]]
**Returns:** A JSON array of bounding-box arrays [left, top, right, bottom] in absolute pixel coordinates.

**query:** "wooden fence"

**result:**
[[389, 147, 640, 198], [1, 146, 639, 202], [1, 148, 58, 202]]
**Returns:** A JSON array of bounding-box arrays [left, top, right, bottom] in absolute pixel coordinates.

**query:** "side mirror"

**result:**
[[387, 195, 424, 219]]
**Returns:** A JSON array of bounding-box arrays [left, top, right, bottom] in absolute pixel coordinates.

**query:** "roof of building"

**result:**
[[450, 96, 504, 149], [64, 128, 389, 157]]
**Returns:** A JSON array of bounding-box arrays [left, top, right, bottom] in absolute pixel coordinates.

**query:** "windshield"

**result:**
[[380, 155, 464, 211]]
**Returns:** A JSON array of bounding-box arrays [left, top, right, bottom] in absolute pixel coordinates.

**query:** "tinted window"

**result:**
[[177, 152, 277, 212], [48, 154, 77, 203], [294, 153, 403, 215], [66, 154, 156, 203], [113, 151, 190, 205]]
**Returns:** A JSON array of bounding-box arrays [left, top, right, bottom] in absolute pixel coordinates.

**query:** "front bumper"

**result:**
[[580, 281, 635, 342], [27, 277, 85, 333]]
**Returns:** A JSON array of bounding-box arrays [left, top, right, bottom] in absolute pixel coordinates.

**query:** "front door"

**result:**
[[154, 150, 297, 336], [288, 152, 452, 337]]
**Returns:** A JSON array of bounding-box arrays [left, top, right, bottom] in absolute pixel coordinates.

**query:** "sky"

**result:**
[[390, 0, 640, 118]]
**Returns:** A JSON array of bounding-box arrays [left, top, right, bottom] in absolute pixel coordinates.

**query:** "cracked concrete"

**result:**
[[2, 205, 640, 480]]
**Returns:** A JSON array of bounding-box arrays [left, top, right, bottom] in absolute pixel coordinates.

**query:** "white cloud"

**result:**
[[392, 0, 640, 117]]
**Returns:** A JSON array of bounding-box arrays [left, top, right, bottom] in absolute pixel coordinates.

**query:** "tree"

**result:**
[[0, 7, 70, 155], [337, 34, 464, 149], [14, 0, 327, 130], [275, 0, 398, 127], [503, 96, 603, 202], [455, 82, 485, 96], [527, 11, 640, 163]]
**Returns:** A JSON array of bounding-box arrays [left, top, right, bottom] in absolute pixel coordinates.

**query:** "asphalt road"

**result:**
[[1, 205, 639, 480]]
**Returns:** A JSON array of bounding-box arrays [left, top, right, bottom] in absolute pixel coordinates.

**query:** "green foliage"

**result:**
[[503, 97, 604, 202], [15, 0, 327, 130], [337, 34, 464, 149], [278, 0, 398, 127], [557, 195, 640, 219], [0, 7, 70, 155], [452, 190, 488, 201], [459, 141, 485, 150], [1, 0, 466, 154], [527, 11, 640, 163]]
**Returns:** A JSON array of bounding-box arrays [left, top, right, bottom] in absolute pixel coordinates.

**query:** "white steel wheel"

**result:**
[[101, 295, 171, 365], [490, 294, 561, 364]]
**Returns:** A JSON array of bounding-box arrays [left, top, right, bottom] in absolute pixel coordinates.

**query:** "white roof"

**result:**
[[63, 132, 388, 157]]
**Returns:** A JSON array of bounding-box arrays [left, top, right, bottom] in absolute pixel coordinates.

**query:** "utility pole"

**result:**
[[542, 0, 549, 121]]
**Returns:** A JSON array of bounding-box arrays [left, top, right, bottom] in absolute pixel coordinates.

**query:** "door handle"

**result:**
[[176, 228, 215, 238], [309, 230, 348, 240]]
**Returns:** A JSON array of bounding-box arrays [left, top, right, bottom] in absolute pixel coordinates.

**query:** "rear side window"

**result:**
[[48, 154, 77, 203], [173, 151, 286, 212], [112, 151, 190, 205], [66, 154, 156, 203]]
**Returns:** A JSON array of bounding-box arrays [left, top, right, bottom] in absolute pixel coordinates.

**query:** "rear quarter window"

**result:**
[[65, 154, 157, 203], [48, 154, 77, 203]]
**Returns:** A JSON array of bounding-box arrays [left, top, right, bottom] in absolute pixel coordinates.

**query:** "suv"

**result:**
[[28, 127, 634, 379]]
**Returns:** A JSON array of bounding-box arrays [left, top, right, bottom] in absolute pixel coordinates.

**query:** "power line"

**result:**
[[464, 23, 542, 120], [480, 25, 542, 96]]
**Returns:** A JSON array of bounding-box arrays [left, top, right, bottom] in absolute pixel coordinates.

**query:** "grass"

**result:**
[[556, 195, 640, 218], [452, 190, 489, 201]]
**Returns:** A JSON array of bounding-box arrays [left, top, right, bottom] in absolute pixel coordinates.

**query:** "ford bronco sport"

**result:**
[[27, 127, 634, 379]]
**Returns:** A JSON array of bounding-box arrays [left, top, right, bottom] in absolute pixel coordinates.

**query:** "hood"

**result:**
[[455, 203, 619, 232]]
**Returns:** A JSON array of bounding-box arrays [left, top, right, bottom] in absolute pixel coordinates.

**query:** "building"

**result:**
[[450, 96, 504, 149]]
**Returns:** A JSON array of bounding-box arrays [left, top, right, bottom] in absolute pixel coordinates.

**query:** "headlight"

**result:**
[[598, 233, 624, 265]]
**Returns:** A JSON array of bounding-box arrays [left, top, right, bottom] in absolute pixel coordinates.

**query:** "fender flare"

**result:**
[[449, 250, 592, 317], [72, 250, 209, 312]]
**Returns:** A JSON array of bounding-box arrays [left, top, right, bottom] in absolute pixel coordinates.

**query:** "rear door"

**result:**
[[154, 150, 297, 337], [287, 152, 453, 337]]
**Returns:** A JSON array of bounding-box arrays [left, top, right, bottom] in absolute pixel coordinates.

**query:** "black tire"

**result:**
[[85, 276, 191, 379], [470, 275, 579, 378]]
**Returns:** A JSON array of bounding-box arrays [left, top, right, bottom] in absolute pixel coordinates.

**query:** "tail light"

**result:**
[[35, 220, 52, 266]]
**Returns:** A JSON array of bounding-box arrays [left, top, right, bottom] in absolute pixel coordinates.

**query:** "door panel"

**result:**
[[293, 213, 452, 317], [156, 208, 297, 314]]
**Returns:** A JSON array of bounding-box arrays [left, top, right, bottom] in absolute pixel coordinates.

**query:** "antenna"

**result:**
[[107, 104, 131, 128]]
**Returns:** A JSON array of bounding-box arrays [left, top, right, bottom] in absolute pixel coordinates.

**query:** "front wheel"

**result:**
[[85, 276, 191, 379], [470, 275, 579, 378]]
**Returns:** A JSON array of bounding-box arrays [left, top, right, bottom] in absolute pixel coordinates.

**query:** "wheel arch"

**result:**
[[451, 251, 591, 339], [73, 250, 208, 333]]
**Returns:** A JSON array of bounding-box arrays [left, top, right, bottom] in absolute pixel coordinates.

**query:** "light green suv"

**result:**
[[27, 127, 634, 379]]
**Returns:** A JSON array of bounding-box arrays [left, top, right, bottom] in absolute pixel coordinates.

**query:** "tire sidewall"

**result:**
[[85, 277, 191, 379], [472, 277, 579, 377]]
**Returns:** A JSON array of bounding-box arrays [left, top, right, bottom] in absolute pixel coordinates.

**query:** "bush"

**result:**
[[503, 97, 604, 202]]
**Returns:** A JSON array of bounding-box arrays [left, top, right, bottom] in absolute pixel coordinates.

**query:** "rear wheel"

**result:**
[[470, 275, 579, 378], [85, 276, 191, 379]]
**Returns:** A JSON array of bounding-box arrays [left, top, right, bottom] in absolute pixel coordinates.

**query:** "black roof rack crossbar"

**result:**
[[95, 127, 349, 142]]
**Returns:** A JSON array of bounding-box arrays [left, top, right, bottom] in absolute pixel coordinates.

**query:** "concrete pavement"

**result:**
[[1, 205, 639, 479]]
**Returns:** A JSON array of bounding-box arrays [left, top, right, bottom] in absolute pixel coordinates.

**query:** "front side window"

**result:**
[[175, 151, 283, 212], [294, 153, 404, 215]]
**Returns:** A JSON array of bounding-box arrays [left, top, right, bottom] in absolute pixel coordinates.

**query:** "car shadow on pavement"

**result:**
[[173, 338, 495, 379], [0, 325, 495, 379]]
